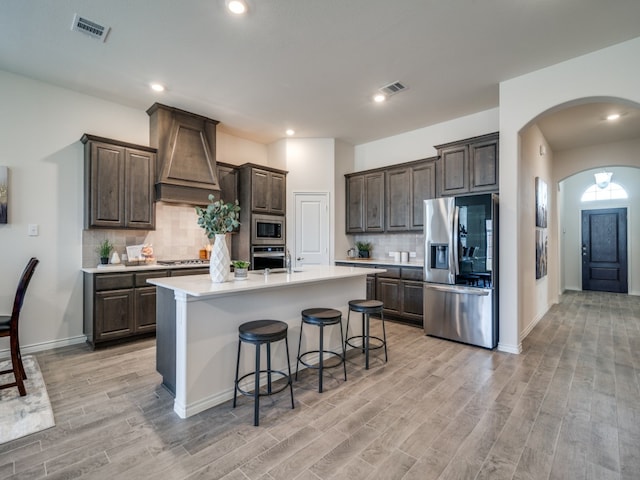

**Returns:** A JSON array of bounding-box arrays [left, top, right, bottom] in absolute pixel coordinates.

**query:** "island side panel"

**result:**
[[176, 275, 365, 418], [156, 286, 177, 394]]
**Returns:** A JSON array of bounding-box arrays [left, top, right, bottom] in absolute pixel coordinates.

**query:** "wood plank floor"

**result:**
[[1, 290, 639, 479]]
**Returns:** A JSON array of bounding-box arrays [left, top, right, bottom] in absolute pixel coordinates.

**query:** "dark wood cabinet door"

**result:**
[[125, 148, 155, 229], [251, 168, 270, 213], [411, 160, 436, 230], [470, 137, 498, 192], [269, 172, 286, 215], [401, 280, 424, 323], [134, 286, 157, 333], [365, 172, 384, 232], [366, 275, 376, 300], [89, 142, 125, 227], [438, 145, 469, 196], [217, 164, 238, 203], [376, 277, 401, 315], [385, 167, 411, 231], [95, 289, 134, 340], [346, 175, 365, 233]]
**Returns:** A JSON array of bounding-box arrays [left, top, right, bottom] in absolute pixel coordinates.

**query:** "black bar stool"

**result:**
[[345, 299, 387, 369], [233, 320, 294, 426], [296, 308, 347, 393]]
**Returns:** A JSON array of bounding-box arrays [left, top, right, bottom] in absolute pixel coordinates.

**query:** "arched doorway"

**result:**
[[515, 99, 640, 346]]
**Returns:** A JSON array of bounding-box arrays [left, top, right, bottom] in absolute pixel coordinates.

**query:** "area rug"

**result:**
[[0, 355, 55, 444]]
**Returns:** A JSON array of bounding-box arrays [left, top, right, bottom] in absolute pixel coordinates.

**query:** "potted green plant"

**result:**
[[96, 239, 114, 264], [196, 195, 241, 282], [356, 241, 372, 259], [231, 260, 250, 280]]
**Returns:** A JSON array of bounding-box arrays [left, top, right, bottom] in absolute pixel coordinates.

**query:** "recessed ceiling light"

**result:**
[[606, 113, 621, 121], [285, 129, 295, 136], [373, 93, 386, 103], [150, 83, 165, 92], [226, 0, 247, 14]]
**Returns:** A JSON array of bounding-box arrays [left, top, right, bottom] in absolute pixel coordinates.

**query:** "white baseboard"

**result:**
[[0, 335, 87, 360], [497, 342, 522, 354]]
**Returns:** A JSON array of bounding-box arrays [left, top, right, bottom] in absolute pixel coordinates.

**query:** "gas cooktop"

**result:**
[[156, 259, 209, 266]]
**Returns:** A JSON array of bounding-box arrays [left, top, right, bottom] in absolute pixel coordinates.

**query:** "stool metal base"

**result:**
[[345, 300, 388, 370], [233, 320, 294, 426], [296, 308, 347, 393]]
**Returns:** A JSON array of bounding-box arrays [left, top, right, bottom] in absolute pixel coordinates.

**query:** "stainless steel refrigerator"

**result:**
[[423, 194, 498, 349]]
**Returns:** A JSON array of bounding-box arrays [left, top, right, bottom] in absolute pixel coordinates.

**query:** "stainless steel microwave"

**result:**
[[251, 214, 285, 245]]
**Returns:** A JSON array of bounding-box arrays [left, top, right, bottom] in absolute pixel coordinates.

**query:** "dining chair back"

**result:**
[[0, 257, 39, 396]]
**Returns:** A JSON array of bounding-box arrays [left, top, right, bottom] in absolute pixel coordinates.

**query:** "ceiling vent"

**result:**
[[379, 81, 408, 96], [71, 14, 110, 42]]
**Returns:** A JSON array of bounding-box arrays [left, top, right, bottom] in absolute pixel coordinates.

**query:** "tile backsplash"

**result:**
[[82, 202, 210, 267], [350, 233, 424, 262]]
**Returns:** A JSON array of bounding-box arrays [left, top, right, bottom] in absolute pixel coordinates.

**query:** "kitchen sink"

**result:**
[[250, 268, 300, 275]]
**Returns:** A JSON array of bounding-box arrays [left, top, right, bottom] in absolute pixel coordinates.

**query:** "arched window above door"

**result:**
[[581, 182, 628, 202]]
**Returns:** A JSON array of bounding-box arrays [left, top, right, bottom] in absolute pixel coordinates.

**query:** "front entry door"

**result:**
[[581, 208, 627, 293]]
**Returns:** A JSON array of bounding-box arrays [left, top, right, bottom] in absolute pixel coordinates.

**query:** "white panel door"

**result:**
[[294, 192, 329, 266]]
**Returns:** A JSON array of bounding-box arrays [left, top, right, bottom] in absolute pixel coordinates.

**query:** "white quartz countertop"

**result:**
[[81, 263, 209, 274], [335, 258, 424, 268], [147, 265, 381, 298]]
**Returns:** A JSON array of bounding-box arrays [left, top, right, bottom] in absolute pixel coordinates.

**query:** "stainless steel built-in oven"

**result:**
[[251, 246, 286, 270], [252, 214, 285, 245]]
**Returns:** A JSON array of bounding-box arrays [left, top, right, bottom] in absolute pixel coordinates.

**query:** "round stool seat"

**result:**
[[301, 308, 342, 326], [239, 320, 288, 343], [348, 299, 383, 313]]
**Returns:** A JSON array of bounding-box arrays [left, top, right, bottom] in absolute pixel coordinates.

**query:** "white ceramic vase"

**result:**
[[209, 233, 230, 283]]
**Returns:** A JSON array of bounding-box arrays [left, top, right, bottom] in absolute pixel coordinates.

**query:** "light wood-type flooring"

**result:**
[[1, 291, 639, 479]]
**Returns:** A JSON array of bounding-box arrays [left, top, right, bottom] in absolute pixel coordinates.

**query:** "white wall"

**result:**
[[499, 36, 640, 353], [281, 138, 336, 261], [559, 165, 640, 295], [334, 140, 355, 259], [354, 108, 499, 171], [519, 124, 556, 339], [0, 70, 149, 351], [217, 130, 268, 166], [0, 69, 275, 355]]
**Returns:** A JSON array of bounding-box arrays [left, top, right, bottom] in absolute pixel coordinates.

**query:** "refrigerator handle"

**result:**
[[452, 206, 460, 276]]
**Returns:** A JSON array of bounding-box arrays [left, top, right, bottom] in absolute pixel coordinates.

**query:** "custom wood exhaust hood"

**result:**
[[147, 103, 220, 205]]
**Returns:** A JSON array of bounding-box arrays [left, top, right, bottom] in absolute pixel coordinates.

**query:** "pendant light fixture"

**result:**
[[594, 171, 612, 189]]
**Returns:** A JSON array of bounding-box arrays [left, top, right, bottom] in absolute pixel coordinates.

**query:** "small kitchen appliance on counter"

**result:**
[[156, 259, 210, 266]]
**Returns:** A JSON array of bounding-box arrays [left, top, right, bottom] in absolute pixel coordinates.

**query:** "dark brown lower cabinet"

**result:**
[[377, 277, 402, 316], [95, 288, 134, 340], [84, 267, 207, 348], [336, 262, 424, 327], [401, 280, 424, 324]]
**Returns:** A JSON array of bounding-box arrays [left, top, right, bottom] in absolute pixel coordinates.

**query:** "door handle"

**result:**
[[297, 257, 304, 261]]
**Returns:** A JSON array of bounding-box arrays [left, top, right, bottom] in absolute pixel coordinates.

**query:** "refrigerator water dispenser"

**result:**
[[430, 244, 449, 269]]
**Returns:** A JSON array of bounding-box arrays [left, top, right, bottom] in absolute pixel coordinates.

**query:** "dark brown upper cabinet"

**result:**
[[346, 171, 384, 233], [216, 162, 239, 204], [435, 132, 499, 197], [385, 158, 436, 232], [82, 134, 156, 230], [147, 103, 220, 205], [237, 164, 287, 216]]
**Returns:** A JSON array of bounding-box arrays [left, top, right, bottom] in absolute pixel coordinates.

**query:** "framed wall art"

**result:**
[[0, 166, 7, 224], [535, 176, 548, 228]]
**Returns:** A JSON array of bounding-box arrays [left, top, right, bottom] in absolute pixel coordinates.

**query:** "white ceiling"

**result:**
[[2, 0, 640, 147]]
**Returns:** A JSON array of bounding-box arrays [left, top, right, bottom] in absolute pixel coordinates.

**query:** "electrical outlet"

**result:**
[[410, 251, 416, 257], [28, 224, 39, 236]]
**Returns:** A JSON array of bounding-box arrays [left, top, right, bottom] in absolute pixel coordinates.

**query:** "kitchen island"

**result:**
[[148, 265, 378, 418]]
